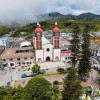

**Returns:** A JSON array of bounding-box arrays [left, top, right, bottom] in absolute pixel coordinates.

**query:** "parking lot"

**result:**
[[0, 61, 70, 86], [0, 67, 23, 86]]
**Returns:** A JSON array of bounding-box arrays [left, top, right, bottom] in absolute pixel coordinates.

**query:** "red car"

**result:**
[[57, 68, 64, 72]]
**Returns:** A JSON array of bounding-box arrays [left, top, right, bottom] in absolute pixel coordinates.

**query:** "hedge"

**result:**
[[35, 71, 68, 77]]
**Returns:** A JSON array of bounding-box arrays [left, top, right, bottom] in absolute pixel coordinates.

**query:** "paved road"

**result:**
[[0, 67, 23, 86]]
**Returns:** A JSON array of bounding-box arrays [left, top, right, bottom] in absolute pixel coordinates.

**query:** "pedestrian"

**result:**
[[58, 65, 59, 68], [11, 76, 13, 81]]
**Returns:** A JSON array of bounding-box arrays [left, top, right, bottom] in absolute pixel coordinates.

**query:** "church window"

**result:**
[[46, 48, 50, 52]]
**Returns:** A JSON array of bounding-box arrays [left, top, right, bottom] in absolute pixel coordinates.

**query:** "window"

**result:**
[[27, 62, 29, 64], [2, 40, 4, 44], [10, 59, 13, 61], [10, 63, 14, 66], [24, 57, 27, 60], [22, 62, 25, 64], [31, 57, 33, 59], [16, 50, 20, 53], [17, 58, 20, 61], [46, 48, 50, 52], [18, 62, 21, 65], [3, 59, 6, 61]]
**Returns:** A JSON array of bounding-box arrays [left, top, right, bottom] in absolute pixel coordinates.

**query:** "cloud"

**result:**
[[0, 0, 100, 25]]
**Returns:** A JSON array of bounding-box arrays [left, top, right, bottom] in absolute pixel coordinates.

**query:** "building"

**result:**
[[0, 37, 10, 48], [0, 45, 5, 56], [0, 47, 34, 67], [60, 33, 72, 37], [61, 51, 73, 62], [34, 22, 61, 63], [90, 42, 100, 56], [0, 22, 73, 67]]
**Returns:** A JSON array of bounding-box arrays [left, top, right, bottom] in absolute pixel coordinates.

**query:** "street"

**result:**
[[0, 67, 23, 86]]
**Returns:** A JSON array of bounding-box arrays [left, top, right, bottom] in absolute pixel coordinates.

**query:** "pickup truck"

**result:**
[[21, 70, 46, 78], [21, 71, 36, 78]]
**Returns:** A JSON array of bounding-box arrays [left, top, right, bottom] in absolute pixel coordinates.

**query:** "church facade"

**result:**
[[34, 22, 61, 63]]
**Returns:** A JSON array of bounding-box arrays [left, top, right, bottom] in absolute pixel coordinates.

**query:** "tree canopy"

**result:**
[[32, 64, 40, 72], [62, 66, 82, 100], [23, 77, 52, 100]]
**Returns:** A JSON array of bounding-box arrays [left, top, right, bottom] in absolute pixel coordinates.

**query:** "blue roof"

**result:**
[[32, 33, 35, 35], [0, 37, 8, 40]]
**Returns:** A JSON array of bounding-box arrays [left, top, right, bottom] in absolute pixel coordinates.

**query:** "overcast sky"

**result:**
[[0, 0, 100, 25]]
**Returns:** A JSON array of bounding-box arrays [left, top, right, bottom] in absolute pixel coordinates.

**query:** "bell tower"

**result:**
[[34, 22, 43, 63], [53, 22, 60, 48], [52, 22, 61, 62], [35, 22, 43, 50]]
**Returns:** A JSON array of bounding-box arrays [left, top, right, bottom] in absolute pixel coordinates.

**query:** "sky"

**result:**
[[0, 0, 100, 25]]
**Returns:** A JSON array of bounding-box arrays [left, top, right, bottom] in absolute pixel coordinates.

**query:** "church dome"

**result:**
[[35, 22, 43, 33], [53, 22, 60, 33]]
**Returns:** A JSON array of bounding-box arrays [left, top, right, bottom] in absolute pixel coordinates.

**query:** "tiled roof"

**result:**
[[0, 47, 34, 59]]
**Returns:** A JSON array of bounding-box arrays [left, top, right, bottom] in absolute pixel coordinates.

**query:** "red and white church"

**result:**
[[34, 22, 61, 63]]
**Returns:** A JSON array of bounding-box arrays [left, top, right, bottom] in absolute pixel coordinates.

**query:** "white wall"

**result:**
[[43, 44, 53, 61], [53, 49, 61, 61], [0, 39, 8, 47], [35, 50, 43, 63]]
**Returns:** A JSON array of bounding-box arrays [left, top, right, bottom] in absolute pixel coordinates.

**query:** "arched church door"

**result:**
[[38, 58, 42, 63], [46, 56, 50, 61], [55, 56, 59, 61]]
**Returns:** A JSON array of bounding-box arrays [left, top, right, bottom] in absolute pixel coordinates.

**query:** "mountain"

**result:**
[[38, 12, 100, 21], [48, 12, 62, 17], [78, 12, 100, 19]]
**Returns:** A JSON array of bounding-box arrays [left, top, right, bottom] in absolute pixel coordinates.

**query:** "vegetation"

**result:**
[[23, 77, 53, 100], [52, 83, 59, 100], [32, 64, 40, 72], [62, 66, 82, 100], [0, 77, 54, 100], [70, 23, 80, 66], [0, 26, 11, 37], [78, 24, 91, 80]]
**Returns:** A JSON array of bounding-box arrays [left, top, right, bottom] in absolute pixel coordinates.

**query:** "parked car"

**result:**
[[21, 71, 36, 78], [57, 68, 64, 72], [23, 68, 27, 71], [36, 70, 46, 75], [21, 74, 27, 78]]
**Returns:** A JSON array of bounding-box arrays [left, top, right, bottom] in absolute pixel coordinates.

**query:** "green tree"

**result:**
[[0, 26, 10, 37], [0, 86, 7, 100], [62, 66, 82, 100], [23, 77, 53, 100], [3, 86, 16, 100], [78, 24, 91, 81], [32, 64, 40, 72], [52, 84, 59, 100], [70, 23, 80, 66], [11, 85, 24, 100]]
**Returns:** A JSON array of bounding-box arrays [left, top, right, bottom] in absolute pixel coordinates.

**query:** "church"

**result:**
[[34, 22, 61, 63]]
